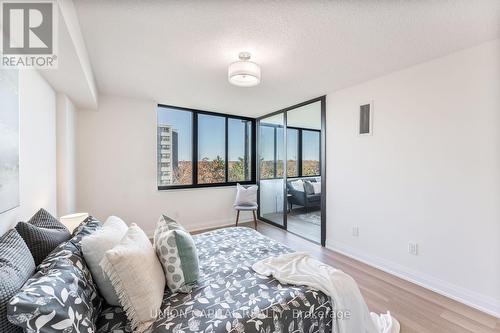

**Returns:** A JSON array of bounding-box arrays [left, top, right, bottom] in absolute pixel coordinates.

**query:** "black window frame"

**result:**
[[157, 104, 256, 190], [259, 123, 321, 180]]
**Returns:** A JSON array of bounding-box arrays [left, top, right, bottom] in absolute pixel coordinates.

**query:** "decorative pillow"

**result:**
[[0, 229, 35, 333], [82, 216, 128, 306], [154, 222, 199, 293], [290, 179, 304, 192], [153, 214, 187, 248], [16, 208, 71, 266], [70, 216, 102, 241], [100, 224, 165, 332], [8, 221, 103, 333], [312, 182, 321, 194], [15, 222, 71, 265], [303, 180, 315, 195], [27, 208, 67, 230], [234, 183, 258, 206]]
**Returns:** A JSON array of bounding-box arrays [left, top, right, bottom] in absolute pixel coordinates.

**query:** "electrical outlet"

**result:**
[[352, 226, 359, 237], [408, 242, 418, 255]]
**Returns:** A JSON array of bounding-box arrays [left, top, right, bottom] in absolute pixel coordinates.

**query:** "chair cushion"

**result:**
[[82, 216, 128, 306], [7, 217, 103, 333], [234, 205, 258, 211], [307, 194, 322, 202], [0, 229, 35, 333]]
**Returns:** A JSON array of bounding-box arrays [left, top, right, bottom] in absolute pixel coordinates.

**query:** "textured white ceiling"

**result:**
[[74, 0, 500, 116]]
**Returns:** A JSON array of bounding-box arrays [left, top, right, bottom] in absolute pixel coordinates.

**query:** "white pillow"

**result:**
[[312, 182, 321, 194], [290, 179, 304, 192], [234, 183, 258, 206], [81, 215, 128, 305], [100, 224, 166, 332]]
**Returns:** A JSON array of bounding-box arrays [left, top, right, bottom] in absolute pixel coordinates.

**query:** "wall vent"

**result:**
[[359, 102, 372, 135]]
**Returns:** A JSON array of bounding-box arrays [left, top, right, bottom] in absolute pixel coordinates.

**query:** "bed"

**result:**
[[96, 227, 333, 333]]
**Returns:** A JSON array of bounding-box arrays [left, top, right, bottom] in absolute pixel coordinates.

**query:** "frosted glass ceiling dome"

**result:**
[[228, 52, 261, 87]]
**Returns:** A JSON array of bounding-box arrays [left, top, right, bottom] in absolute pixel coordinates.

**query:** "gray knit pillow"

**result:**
[[15, 222, 71, 265], [0, 229, 35, 333], [27, 208, 67, 230], [16, 208, 71, 265]]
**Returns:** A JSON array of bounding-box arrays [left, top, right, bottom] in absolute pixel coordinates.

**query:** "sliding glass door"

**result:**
[[257, 97, 326, 245], [258, 113, 286, 227]]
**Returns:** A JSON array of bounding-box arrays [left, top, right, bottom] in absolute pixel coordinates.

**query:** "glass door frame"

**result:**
[[257, 96, 327, 246]]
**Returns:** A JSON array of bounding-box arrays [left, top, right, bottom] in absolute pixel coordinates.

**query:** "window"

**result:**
[[276, 127, 284, 177], [157, 105, 255, 189], [259, 125, 275, 179], [286, 128, 299, 177], [259, 124, 320, 179], [302, 130, 320, 176], [198, 114, 226, 184], [228, 118, 252, 182], [157, 107, 192, 186]]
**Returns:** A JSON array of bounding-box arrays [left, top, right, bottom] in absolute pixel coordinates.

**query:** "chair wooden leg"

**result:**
[[252, 210, 257, 230], [235, 210, 240, 227]]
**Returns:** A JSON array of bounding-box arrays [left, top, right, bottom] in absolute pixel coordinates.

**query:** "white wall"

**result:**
[[326, 40, 500, 316], [75, 95, 252, 235], [56, 93, 77, 216], [0, 70, 57, 235]]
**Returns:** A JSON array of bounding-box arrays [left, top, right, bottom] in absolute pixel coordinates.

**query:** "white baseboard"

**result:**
[[326, 240, 500, 318]]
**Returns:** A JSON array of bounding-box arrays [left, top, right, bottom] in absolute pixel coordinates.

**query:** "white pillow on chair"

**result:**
[[290, 179, 305, 192], [234, 183, 258, 206], [312, 182, 321, 194]]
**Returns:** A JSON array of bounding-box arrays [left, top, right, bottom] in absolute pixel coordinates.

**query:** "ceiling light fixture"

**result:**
[[228, 52, 261, 87]]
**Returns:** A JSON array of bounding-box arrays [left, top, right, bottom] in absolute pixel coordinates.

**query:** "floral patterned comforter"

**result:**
[[97, 227, 332, 333]]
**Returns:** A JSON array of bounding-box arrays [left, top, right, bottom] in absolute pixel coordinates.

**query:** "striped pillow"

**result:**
[[153, 221, 199, 293], [0, 229, 35, 333]]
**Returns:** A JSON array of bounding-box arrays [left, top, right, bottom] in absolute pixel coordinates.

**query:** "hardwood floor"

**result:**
[[251, 222, 500, 333]]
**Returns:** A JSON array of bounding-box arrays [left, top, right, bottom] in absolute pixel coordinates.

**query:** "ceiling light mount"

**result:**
[[238, 52, 251, 61], [228, 52, 261, 87]]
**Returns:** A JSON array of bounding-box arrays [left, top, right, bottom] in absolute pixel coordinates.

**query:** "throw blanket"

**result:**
[[252, 252, 400, 333]]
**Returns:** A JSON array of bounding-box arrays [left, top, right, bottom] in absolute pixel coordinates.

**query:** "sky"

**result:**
[[158, 106, 319, 163], [260, 126, 319, 161], [158, 107, 249, 161]]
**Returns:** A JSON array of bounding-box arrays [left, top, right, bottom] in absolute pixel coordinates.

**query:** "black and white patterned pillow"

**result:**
[[70, 216, 102, 242], [7, 217, 103, 333], [0, 229, 36, 333], [15, 222, 71, 266]]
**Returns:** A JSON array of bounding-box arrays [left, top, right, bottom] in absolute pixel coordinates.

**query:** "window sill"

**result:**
[[157, 181, 256, 191]]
